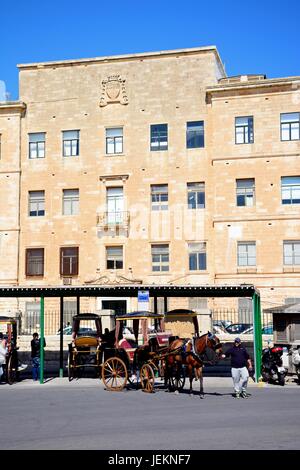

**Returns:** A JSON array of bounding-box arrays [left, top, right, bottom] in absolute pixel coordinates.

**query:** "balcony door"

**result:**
[[106, 187, 124, 224]]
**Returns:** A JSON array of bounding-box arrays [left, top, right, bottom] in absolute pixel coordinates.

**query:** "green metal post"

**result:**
[[40, 297, 45, 384], [252, 292, 262, 382]]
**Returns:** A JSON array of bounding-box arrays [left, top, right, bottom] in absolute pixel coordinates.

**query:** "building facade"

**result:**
[[0, 46, 299, 326]]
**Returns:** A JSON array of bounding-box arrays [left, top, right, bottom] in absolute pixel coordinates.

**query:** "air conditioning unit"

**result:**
[[62, 277, 72, 285]]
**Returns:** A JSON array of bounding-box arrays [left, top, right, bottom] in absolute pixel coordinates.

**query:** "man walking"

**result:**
[[31, 332, 46, 381], [222, 337, 252, 398]]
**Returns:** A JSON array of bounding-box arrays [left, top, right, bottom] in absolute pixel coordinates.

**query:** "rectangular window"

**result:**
[[187, 182, 205, 209], [151, 244, 169, 272], [150, 124, 168, 151], [281, 113, 300, 141], [283, 241, 300, 265], [28, 191, 45, 216], [281, 176, 300, 204], [60, 247, 79, 276], [237, 242, 256, 266], [63, 189, 79, 215], [29, 133, 45, 159], [106, 128, 123, 154], [235, 116, 254, 144], [63, 130, 79, 156], [106, 187, 124, 224], [188, 243, 207, 271], [106, 246, 123, 269], [236, 179, 255, 206], [186, 121, 204, 148], [26, 248, 44, 276], [151, 184, 168, 211]]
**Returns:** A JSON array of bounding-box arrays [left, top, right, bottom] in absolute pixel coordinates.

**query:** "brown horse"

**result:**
[[165, 332, 223, 398]]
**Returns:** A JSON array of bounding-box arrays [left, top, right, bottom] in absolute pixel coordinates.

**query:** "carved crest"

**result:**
[[100, 75, 128, 107], [85, 274, 142, 285]]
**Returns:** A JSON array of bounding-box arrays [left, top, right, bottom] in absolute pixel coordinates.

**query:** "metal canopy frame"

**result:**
[[0, 283, 262, 383]]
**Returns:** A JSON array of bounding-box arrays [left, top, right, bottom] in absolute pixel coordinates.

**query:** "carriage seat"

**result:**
[[74, 336, 99, 348]]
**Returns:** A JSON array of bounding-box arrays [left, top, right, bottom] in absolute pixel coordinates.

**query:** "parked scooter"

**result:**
[[261, 345, 287, 386], [291, 345, 300, 384]]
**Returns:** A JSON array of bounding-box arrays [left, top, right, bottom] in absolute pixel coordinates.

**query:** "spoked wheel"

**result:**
[[170, 374, 186, 391], [140, 364, 155, 393], [170, 365, 185, 392], [7, 355, 17, 385], [67, 352, 75, 382], [102, 357, 128, 391]]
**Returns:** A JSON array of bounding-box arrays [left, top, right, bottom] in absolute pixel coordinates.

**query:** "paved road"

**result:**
[[0, 377, 299, 450]]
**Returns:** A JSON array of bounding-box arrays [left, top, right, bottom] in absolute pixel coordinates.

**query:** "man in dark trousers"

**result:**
[[222, 337, 252, 398], [31, 332, 46, 381]]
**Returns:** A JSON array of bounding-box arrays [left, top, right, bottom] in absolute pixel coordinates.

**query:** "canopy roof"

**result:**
[[0, 316, 17, 323], [264, 303, 300, 315], [165, 308, 198, 318], [0, 284, 258, 298], [115, 311, 164, 321]]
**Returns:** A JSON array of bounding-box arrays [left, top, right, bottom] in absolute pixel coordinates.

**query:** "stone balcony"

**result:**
[[96, 211, 130, 237]]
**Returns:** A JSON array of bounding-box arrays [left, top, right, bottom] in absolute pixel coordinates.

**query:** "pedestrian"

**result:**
[[0, 332, 8, 383], [31, 332, 46, 381], [222, 337, 252, 398]]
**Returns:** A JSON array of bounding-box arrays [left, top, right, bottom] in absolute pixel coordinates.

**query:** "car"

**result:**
[[213, 325, 228, 335], [225, 323, 252, 334], [213, 320, 233, 330], [242, 324, 273, 335], [57, 326, 96, 336]]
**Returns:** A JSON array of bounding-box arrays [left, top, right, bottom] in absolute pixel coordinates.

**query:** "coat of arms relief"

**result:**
[[99, 75, 128, 107]]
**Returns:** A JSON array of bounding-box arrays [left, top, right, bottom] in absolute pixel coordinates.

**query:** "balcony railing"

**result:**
[[96, 211, 130, 236]]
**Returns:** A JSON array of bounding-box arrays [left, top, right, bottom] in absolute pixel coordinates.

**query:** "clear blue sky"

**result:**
[[1, 0, 299, 100]]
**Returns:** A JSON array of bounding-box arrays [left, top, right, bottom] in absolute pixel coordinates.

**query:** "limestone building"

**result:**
[[0, 46, 299, 327]]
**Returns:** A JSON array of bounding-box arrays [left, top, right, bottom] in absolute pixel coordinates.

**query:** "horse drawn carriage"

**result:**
[[0, 316, 27, 384], [67, 310, 222, 396], [101, 311, 171, 392]]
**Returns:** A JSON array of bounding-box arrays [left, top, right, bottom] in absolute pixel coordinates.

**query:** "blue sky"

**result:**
[[1, 0, 299, 100]]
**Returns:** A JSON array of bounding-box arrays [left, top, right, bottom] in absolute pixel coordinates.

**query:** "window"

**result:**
[[63, 130, 79, 156], [281, 113, 300, 141], [106, 187, 124, 224], [28, 191, 45, 216], [29, 133, 45, 159], [26, 248, 44, 276], [283, 241, 300, 265], [237, 242, 256, 266], [236, 179, 255, 206], [106, 246, 123, 269], [189, 298, 208, 310], [60, 247, 79, 276], [63, 189, 79, 215], [186, 121, 204, 148], [151, 244, 169, 272], [235, 116, 254, 144], [281, 176, 300, 204], [150, 124, 168, 151], [106, 128, 123, 154], [151, 185, 168, 211], [187, 182, 205, 209], [188, 243, 207, 270]]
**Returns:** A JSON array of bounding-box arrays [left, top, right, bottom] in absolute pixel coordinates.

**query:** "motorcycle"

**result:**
[[261, 346, 287, 386], [291, 346, 300, 384]]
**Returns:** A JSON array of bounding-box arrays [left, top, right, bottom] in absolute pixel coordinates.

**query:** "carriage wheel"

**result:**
[[170, 374, 186, 391], [67, 352, 75, 382], [7, 355, 17, 385], [170, 365, 186, 391], [102, 357, 128, 391], [140, 364, 155, 393]]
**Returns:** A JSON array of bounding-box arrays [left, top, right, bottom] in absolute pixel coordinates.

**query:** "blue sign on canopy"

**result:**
[[138, 290, 149, 302]]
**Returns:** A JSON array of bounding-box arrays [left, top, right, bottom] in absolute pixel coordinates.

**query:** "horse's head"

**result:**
[[207, 332, 223, 358]]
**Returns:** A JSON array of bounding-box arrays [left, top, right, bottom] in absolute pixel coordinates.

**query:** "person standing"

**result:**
[[222, 337, 252, 398], [0, 332, 8, 383], [31, 332, 46, 381]]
